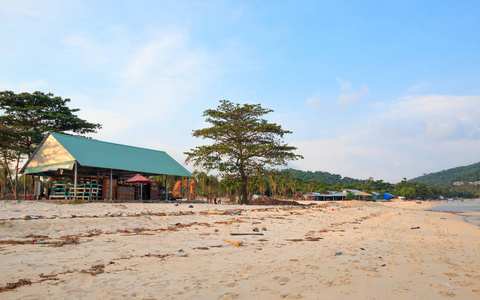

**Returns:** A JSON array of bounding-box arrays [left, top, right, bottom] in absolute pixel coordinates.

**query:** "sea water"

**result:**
[[430, 200, 480, 226], [430, 200, 480, 212]]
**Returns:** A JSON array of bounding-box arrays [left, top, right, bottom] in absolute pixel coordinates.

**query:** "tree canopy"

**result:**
[[0, 91, 102, 198], [185, 100, 302, 204], [282, 168, 365, 185]]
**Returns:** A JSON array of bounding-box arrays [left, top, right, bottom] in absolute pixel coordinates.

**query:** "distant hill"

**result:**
[[282, 168, 365, 185], [410, 161, 480, 187]]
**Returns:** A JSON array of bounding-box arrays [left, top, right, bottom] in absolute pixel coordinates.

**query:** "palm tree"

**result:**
[[258, 176, 267, 196], [289, 178, 299, 199], [278, 178, 287, 200], [269, 175, 278, 198]]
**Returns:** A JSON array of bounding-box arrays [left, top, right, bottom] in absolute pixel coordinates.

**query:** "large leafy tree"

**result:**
[[0, 91, 101, 199], [185, 100, 302, 204]]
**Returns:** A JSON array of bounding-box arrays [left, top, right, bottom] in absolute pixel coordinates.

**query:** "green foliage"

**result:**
[[281, 169, 479, 200], [194, 171, 221, 200], [0, 91, 101, 199], [345, 191, 357, 200], [1, 91, 101, 156], [410, 161, 480, 187], [283, 168, 364, 185], [185, 100, 303, 204]]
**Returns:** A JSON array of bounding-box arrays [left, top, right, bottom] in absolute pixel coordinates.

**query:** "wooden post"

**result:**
[[165, 175, 168, 201], [74, 162, 78, 201], [109, 169, 113, 200], [187, 178, 190, 202], [23, 175, 27, 200]]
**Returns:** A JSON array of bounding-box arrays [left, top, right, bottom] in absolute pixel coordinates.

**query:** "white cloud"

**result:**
[[0, 0, 42, 17], [63, 34, 108, 65], [381, 95, 480, 141], [406, 82, 429, 93], [60, 30, 224, 161], [336, 77, 351, 91], [111, 31, 218, 124], [0, 79, 47, 92], [335, 77, 369, 105], [305, 93, 323, 112], [291, 137, 401, 182], [338, 84, 369, 105], [0, 0, 67, 21], [291, 94, 480, 182]]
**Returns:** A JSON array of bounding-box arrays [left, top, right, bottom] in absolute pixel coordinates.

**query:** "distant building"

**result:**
[[303, 189, 372, 201], [303, 192, 345, 201], [453, 181, 465, 186], [342, 189, 372, 201]]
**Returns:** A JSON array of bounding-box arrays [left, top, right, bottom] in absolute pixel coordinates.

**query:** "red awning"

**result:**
[[125, 174, 152, 184]]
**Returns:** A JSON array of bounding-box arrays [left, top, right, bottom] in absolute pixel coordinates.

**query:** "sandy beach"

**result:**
[[1, 200, 480, 299]]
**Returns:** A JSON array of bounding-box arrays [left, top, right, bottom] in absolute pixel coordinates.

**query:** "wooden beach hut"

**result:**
[[20, 132, 193, 201]]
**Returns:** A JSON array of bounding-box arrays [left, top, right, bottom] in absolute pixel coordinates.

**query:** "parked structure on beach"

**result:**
[[20, 132, 193, 202], [303, 189, 372, 201]]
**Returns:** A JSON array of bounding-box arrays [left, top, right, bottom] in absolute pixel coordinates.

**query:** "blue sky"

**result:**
[[1, 0, 479, 183]]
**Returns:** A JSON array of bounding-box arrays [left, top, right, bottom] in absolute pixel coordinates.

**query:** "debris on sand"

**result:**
[[0, 279, 32, 293], [80, 264, 105, 276], [250, 197, 304, 206]]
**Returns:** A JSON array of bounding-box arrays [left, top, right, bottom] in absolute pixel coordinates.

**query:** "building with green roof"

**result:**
[[21, 132, 193, 201]]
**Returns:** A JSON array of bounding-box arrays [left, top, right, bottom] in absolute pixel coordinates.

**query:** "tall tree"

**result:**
[[185, 100, 302, 204], [0, 91, 101, 198]]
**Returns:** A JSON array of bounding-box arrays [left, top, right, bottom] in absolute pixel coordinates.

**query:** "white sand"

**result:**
[[1, 200, 480, 299]]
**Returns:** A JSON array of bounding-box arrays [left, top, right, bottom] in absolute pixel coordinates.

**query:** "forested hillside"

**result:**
[[410, 161, 480, 187], [283, 168, 365, 185]]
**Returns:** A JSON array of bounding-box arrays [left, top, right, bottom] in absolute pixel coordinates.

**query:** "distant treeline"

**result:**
[[281, 169, 479, 199], [189, 169, 479, 201], [282, 169, 365, 184], [282, 168, 365, 185], [3, 168, 478, 201]]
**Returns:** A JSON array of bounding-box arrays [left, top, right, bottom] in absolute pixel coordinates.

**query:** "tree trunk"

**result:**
[[14, 155, 21, 200], [2, 159, 16, 200], [240, 182, 248, 204], [238, 164, 249, 204]]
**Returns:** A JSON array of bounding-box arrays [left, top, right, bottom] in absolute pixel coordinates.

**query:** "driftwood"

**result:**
[[229, 233, 264, 236]]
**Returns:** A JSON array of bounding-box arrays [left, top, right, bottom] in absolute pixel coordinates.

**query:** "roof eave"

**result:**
[[20, 132, 52, 174]]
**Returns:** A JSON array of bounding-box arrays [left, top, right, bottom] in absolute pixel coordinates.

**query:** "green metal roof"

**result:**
[[47, 132, 193, 177]]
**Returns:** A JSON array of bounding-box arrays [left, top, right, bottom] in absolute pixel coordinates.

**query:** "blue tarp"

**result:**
[[380, 193, 394, 199]]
